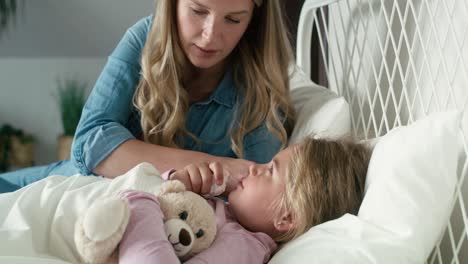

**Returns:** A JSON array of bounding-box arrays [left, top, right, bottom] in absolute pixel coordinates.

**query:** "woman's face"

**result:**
[[228, 146, 293, 235], [176, 0, 255, 70]]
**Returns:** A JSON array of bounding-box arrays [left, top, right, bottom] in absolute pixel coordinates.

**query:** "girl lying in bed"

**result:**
[[118, 136, 371, 263]]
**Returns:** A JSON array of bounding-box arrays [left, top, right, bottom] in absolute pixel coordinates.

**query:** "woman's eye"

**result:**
[[192, 9, 206, 15], [226, 17, 240, 24], [179, 211, 188, 221], [268, 165, 273, 174]]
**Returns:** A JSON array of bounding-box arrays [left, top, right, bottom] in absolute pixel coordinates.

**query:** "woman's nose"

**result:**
[[202, 17, 220, 42]]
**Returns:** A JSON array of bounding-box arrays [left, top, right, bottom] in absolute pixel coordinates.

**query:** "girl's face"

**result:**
[[176, 0, 254, 70], [228, 146, 293, 235]]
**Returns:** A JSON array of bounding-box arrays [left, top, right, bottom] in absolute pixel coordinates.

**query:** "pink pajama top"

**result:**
[[118, 171, 277, 264]]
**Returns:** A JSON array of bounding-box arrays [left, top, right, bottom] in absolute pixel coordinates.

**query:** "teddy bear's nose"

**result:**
[[179, 228, 192, 246]]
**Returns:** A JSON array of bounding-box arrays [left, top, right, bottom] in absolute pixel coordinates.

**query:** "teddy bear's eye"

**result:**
[[179, 211, 188, 221], [195, 229, 204, 238]]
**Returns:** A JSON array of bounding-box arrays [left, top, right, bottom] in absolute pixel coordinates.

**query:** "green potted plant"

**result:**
[[0, 0, 18, 32], [55, 77, 87, 160], [0, 124, 35, 172]]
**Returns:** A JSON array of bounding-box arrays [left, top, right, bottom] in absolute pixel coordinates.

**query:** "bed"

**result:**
[[270, 0, 467, 263], [1, 0, 467, 263]]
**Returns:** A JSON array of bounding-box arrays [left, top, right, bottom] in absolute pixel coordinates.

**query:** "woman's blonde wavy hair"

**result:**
[[134, 0, 295, 157], [272, 137, 371, 244]]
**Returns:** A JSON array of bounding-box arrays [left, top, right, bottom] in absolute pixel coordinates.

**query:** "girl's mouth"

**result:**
[[239, 179, 245, 189]]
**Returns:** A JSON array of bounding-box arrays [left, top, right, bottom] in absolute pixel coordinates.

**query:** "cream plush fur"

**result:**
[[74, 180, 217, 264]]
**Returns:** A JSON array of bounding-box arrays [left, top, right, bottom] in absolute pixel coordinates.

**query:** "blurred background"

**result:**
[[0, 0, 154, 170]]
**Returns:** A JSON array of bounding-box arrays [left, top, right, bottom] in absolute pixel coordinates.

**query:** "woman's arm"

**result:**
[[94, 139, 243, 179], [71, 16, 152, 176]]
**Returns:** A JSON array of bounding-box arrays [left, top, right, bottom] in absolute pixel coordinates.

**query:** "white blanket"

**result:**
[[0, 163, 165, 264]]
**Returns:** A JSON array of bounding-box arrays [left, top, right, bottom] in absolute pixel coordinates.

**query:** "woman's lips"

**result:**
[[196, 45, 216, 53], [193, 44, 218, 57]]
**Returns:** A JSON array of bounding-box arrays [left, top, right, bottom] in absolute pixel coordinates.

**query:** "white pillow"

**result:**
[[270, 111, 461, 264], [288, 66, 351, 144]]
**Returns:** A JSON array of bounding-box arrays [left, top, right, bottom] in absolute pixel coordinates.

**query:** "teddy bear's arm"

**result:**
[[118, 191, 181, 264]]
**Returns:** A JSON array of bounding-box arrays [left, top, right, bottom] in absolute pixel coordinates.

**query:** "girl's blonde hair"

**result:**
[[134, 0, 295, 157], [273, 137, 371, 243]]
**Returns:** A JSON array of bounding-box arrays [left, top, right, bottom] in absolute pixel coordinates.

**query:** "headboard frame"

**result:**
[[296, 0, 468, 263]]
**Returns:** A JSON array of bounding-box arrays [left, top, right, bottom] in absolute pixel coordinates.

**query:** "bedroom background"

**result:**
[[0, 0, 156, 169], [0, 0, 317, 170], [1, 0, 466, 262]]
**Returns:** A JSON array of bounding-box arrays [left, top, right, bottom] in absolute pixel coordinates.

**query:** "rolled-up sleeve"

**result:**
[[71, 16, 152, 175]]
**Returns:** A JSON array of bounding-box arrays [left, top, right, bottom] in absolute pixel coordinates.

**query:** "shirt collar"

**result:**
[[207, 69, 236, 108]]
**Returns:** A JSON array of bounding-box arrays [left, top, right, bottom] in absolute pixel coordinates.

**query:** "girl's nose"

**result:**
[[249, 163, 267, 176]]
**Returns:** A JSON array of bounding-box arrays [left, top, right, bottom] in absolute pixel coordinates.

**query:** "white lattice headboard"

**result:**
[[296, 0, 468, 263]]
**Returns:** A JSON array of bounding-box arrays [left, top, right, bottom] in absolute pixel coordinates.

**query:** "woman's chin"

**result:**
[[187, 54, 225, 70], [189, 60, 217, 69]]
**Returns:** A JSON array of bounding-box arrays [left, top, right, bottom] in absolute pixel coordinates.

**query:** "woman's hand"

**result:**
[[169, 158, 254, 195], [169, 162, 224, 195], [217, 158, 254, 193]]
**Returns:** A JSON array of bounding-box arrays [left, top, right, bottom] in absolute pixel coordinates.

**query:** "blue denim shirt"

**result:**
[[71, 16, 282, 175]]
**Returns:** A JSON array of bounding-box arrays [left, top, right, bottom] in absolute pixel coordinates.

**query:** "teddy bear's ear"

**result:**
[[158, 180, 186, 195]]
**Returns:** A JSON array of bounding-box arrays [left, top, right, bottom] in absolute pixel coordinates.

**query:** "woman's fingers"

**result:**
[[209, 161, 224, 185], [171, 160, 251, 195], [170, 170, 193, 192], [224, 158, 253, 179], [187, 164, 202, 194], [198, 163, 214, 194], [220, 158, 256, 194]]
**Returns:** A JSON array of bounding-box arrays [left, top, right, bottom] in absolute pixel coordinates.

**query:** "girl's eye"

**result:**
[[269, 164, 274, 174], [226, 17, 240, 24]]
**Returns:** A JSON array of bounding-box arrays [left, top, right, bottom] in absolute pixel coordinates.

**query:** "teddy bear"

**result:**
[[74, 180, 217, 264]]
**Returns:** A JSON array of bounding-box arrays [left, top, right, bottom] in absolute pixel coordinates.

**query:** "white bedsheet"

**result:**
[[0, 163, 164, 263]]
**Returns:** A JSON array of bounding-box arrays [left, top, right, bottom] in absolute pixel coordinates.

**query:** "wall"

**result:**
[[0, 0, 155, 57], [0, 0, 155, 165]]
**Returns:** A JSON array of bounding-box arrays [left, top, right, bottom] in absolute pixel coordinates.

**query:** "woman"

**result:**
[[0, 0, 295, 192]]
